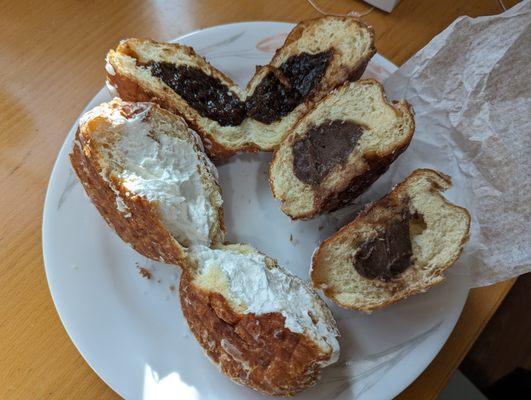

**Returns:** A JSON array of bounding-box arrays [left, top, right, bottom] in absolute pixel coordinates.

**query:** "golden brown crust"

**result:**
[[282, 16, 373, 45], [311, 169, 471, 312], [70, 130, 189, 269], [179, 273, 331, 396]]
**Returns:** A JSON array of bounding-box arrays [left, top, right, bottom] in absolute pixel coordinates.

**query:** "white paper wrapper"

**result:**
[[372, 1, 531, 287]]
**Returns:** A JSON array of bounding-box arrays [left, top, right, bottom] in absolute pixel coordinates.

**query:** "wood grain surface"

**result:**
[[0, 0, 518, 399]]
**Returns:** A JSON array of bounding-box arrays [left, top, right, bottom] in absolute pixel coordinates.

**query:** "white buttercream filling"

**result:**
[[89, 104, 215, 246], [190, 245, 340, 365]]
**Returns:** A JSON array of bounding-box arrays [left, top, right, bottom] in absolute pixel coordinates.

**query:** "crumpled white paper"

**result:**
[[376, 1, 531, 287]]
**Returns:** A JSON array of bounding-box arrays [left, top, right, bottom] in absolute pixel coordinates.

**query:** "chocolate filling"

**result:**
[[246, 50, 333, 124], [353, 210, 414, 282], [292, 120, 364, 185], [148, 62, 246, 126]]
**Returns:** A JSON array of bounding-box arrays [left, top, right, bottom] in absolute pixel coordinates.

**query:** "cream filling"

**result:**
[[189, 245, 340, 366], [90, 103, 216, 246]]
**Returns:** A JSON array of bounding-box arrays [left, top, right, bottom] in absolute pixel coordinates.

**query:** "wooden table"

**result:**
[[0, 0, 518, 398]]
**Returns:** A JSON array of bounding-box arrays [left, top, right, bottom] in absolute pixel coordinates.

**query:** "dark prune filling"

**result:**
[[149, 62, 246, 127], [146, 50, 332, 126], [246, 50, 333, 124]]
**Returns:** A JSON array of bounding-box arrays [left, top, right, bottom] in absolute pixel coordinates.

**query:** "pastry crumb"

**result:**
[[289, 234, 299, 245], [137, 266, 152, 280]]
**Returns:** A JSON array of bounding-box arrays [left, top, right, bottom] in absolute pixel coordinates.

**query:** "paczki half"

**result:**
[[270, 79, 415, 220], [180, 244, 339, 396], [70, 98, 224, 268], [311, 169, 471, 312]]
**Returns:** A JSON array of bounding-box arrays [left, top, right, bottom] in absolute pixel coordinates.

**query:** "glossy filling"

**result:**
[[292, 120, 364, 185], [246, 50, 333, 124], [353, 210, 415, 282], [149, 62, 246, 126], [147, 51, 332, 126]]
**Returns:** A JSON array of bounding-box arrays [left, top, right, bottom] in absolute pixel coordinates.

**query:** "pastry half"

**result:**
[[106, 39, 246, 160], [243, 16, 376, 150], [180, 244, 340, 396], [70, 98, 224, 268], [270, 79, 414, 220], [311, 169, 471, 312]]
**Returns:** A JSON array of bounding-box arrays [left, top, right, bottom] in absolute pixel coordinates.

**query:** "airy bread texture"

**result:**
[[106, 16, 375, 159], [180, 243, 339, 396], [311, 169, 471, 312], [270, 79, 415, 220], [70, 98, 224, 268]]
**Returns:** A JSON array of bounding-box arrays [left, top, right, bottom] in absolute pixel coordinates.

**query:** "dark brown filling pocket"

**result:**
[[246, 50, 333, 124], [148, 62, 246, 126], [144, 50, 332, 127], [352, 209, 426, 282], [292, 120, 365, 185]]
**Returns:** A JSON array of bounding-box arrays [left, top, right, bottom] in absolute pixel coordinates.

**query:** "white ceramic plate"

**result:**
[[43, 22, 469, 400]]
